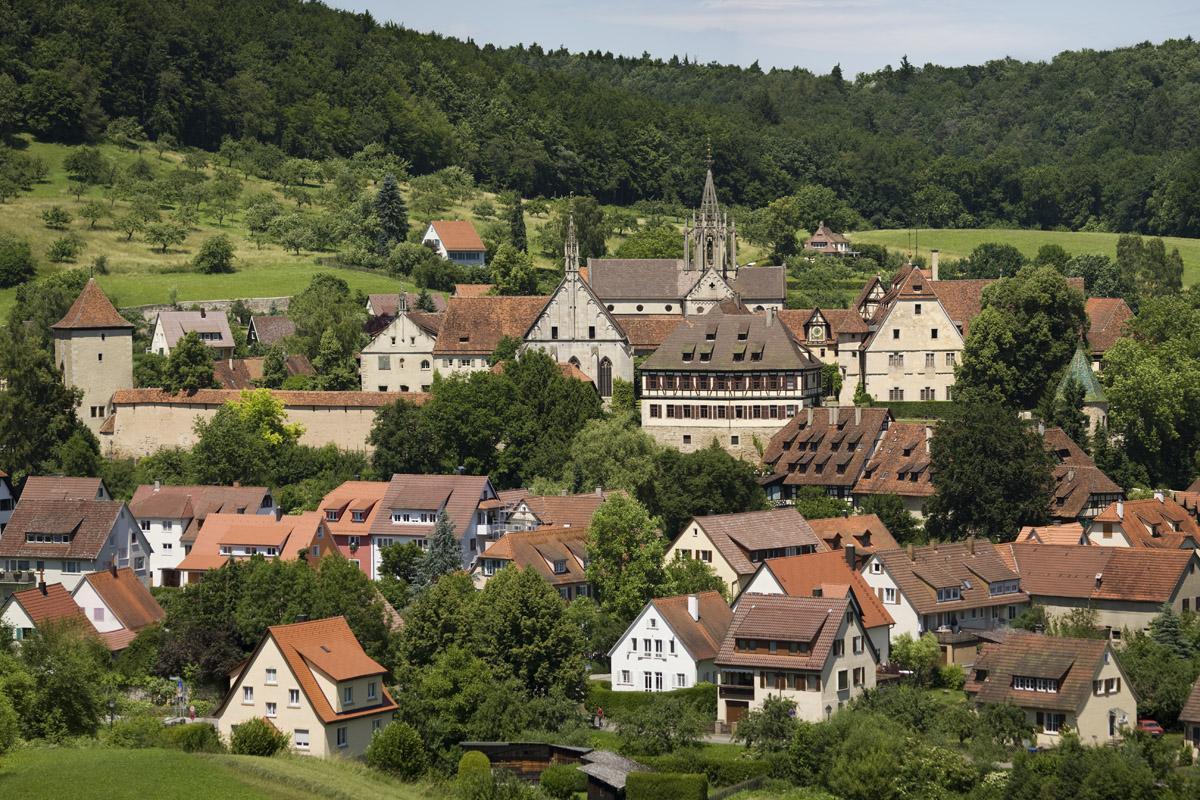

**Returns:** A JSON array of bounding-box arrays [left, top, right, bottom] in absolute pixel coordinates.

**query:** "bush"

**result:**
[[194, 234, 236, 274], [0, 233, 36, 287], [229, 717, 288, 756], [365, 721, 428, 780], [939, 663, 966, 690], [641, 753, 770, 787], [867, 400, 954, 420], [587, 681, 716, 719], [165, 722, 224, 753], [42, 205, 72, 229], [48, 234, 84, 263], [539, 764, 586, 799], [0, 692, 18, 756], [102, 715, 166, 748], [457, 750, 492, 796], [626, 772, 708, 800]]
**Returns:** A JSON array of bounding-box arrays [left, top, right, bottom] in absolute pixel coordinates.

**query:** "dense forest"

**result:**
[[3, 0, 1200, 234]]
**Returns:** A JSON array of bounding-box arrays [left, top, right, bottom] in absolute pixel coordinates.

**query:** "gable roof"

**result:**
[[755, 551, 894, 630], [997, 542, 1196, 603], [129, 484, 274, 543], [1042, 426, 1122, 520], [1016, 523, 1086, 546], [247, 316, 295, 346], [716, 594, 854, 670], [686, 509, 828, 578], [778, 308, 869, 343], [806, 514, 900, 556], [853, 422, 936, 498], [519, 491, 614, 530], [1085, 297, 1133, 356], [875, 541, 1027, 615], [730, 266, 787, 301], [480, 526, 588, 586], [612, 315, 682, 351], [641, 305, 819, 372], [650, 592, 733, 661], [6, 582, 89, 626], [432, 295, 549, 356], [966, 632, 1115, 713], [585, 258, 693, 301], [51, 279, 132, 330], [154, 311, 235, 350], [368, 473, 494, 542], [1091, 496, 1200, 548], [428, 220, 485, 251], [175, 512, 324, 572], [0, 497, 126, 559], [20, 476, 107, 502], [212, 355, 313, 390], [367, 292, 448, 318], [76, 567, 164, 631], [763, 406, 891, 489], [453, 283, 495, 297], [1182, 675, 1200, 724], [805, 222, 850, 246], [319, 481, 389, 536]]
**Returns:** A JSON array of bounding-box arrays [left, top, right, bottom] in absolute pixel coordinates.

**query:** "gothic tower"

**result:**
[[51, 278, 134, 435], [683, 152, 737, 277]]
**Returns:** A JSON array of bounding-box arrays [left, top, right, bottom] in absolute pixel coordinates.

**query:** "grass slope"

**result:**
[[0, 747, 445, 800], [852, 228, 1200, 286]]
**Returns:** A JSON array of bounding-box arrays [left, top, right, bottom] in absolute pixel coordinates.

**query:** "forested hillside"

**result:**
[[3, 0, 1200, 234]]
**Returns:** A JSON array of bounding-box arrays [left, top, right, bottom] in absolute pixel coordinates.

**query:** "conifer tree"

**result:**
[[260, 345, 288, 389], [311, 328, 358, 390], [375, 173, 408, 253], [508, 195, 527, 253], [419, 511, 461, 588], [416, 288, 436, 312]]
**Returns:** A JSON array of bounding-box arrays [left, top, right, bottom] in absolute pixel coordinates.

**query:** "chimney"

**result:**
[[907, 543, 915, 562], [232, 480, 240, 488], [1154, 490, 1164, 503], [1094, 572, 1103, 589], [110, 561, 118, 578], [854, 406, 861, 426], [828, 406, 838, 426], [806, 407, 813, 426], [844, 543, 856, 570], [968, 536, 976, 555], [765, 306, 775, 326], [687, 594, 699, 621], [595, 486, 603, 497], [1067, 469, 1075, 482], [38, 568, 46, 595], [154, 480, 161, 492], [1117, 500, 1124, 520], [930, 250, 939, 281]]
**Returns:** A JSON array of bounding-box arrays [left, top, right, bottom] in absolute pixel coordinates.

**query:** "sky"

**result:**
[[327, 0, 1200, 75]]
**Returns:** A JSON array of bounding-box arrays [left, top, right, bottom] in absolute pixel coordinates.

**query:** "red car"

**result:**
[[1136, 719, 1165, 737]]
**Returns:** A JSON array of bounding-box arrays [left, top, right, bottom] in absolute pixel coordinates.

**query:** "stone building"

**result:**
[[360, 302, 443, 393], [51, 279, 134, 436]]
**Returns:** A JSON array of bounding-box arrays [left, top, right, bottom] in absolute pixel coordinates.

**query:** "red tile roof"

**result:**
[[176, 512, 326, 573], [433, 296, 549, 356], [756, 551, 894, 630], [649, 592, 733, 661], [965, 632, 1115, 713], [429, 220, 485, 251], [77, 567, 164, 631], [612, 315, 683, 351], [716, 594, 852, 670], [19, 476, 107, 502], [1015, 523, 1086, 546], [453, 283, 495, 297], [853, 422, 936, 498], [481, 526, 588, 587], [320, 481, 389, 536], [51, 279, 132, 330], [7, 582, 89, 626], [875, 541, 1026, 615], [764, 407, 891, 490], [517, 491, 615, 530], [1085, 297, 1133, 356], [111, 388, 428, 408], [681, 509, 828, 578], [1090, 496, 1200, 547], [129, 484, 274, 545], [806, 514, 900, 556], [997, 543, 1196, 604], [213, 355, 313, 390]]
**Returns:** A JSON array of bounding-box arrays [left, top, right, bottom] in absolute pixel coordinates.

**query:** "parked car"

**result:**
[[1136, 719, 1164, 737]]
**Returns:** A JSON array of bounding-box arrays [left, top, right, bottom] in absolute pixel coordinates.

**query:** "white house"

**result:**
[[70, 565, 165, 651], [423, 220, 487, 268], [149, 309, 235, 358], [0, 472, 13, 533], [215, 616, 397, 758], [359, 308, 442, 393], [1, 581, 89, 642], [609, 592, 732, 692]]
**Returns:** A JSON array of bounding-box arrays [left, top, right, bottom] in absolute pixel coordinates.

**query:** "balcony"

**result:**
[[0, 570, 36, 586], [718, 684, 755, 700]]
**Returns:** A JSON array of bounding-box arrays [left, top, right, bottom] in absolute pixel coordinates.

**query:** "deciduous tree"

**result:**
[[585, 494, 665, 622]]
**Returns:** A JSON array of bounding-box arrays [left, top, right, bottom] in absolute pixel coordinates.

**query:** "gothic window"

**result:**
[[706, 236, 714, 263], [569, 356, 581, 369], [598, 357, 613, 398]]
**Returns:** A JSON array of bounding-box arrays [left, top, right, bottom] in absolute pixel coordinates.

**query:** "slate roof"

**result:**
[[1181, 675, 1200, 724], [154, 310, 235, 349], [432, 296, 549, 356], [755, 551, 894, 630], [0, 498, 125, 559], [1016, 523, 1086, 546], [612, 315, 682, 351], [368, 473, 494, 543], [212, 355, 313, 390], [806, 514, 900, 556], [853, 422, 935, 498], [716, 594, 852, 670], [578, 750, 648, 791], [51, 279, 132, 330], [731, 266, 787, 300], [76, 566, 164, 631], [247, 315, 295, 346], [429, 220, 485, 251], [111, 388, 427, 407], [585, 258, 692, 301], [997, 543, 1196, 603], [481, 526, 588, 586], [19, 476, 107, 502], [875, 541, 1027, 615], [641, 305, 819, 372], [683, 509, 828, 578], [6, 583, 89, 626], [965, 632, 1114, 713], [129, 484, 274, 544], [1085, 297, 1133, 356], [763, 406, 890, 489]]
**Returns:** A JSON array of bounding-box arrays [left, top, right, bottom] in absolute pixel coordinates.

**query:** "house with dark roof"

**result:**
[[1084, 297, 1132, 371], [51, 278, 134, 434], [739, 549, 895, 661], [432, 295, 548, 377], [852, 422, 936, 517], [996, 543, 1200, 637], [1043, 426, 1123, 522], [246, 315, 295, 348], [1084, 495, 1198, 549], [423, 220, 487, 267], [664, 509, 829, 596], [862, 541, 1028, 664], [715, 594, 879, 727], [639, 303, 822, 460], [803, 222, 854, 255], [609, 592, 733, 692], [1, 580, 90, 641], [1182, 676, 1200, 755], [473, 526, 591, 600], [806, 515, 899, 563], [215, 616, 398, 758], [70, 565, 165, 652], [174, 512, 327, 584], [965, 631, 1136, 746], [19, 476, 109, 502], [502, 489, 614, 532], [213, 354, 313, 390], [149, 309, 235, 358], [368, 473, 501, 571], [761, 406, 892, 501], [128, 483, 277, 586]]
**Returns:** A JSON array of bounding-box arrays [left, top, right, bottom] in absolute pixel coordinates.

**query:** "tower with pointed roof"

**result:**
[[683, 149, 737, 277], [52, 278, 134, 435]]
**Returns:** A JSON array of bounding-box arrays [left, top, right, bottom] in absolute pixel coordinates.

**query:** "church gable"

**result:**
[[685, 269, 735, 305], [526, 277, 626, 343]]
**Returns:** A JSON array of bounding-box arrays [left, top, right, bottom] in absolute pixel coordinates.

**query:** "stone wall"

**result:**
[[645, 423, 777, 462], [126, 296, 291, 322]]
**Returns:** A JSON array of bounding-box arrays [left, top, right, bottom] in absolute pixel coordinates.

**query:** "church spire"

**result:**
[[699, 141, 720, 222], [564, 207, 579, 274]]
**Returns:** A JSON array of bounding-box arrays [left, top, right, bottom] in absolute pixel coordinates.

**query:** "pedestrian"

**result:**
[[596, 706, 604, 728], [188, 703, 196, 721]]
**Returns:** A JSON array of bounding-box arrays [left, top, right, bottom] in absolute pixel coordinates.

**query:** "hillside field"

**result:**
[[852, 228, 1200, 286]]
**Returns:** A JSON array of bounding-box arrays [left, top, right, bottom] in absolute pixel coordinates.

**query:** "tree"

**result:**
[[540, 198, 608, 262], [268, 213, 311, 254], [0, 233, 36, 288], [79, 200, 106, 229], [792, 487, 851, 520], [857, 494, 923, 545], [415, 288, 437, 312], [956, 242, 1026, 279], [1118, 234, 1183, 298], [143, 220, 187, 253], [926, 400, 1054, 541], [615, 695, 706, 756], [113, 213, 142, 241], [189, 390, 303, 486], [1033, 243, 1071, 271], [1046, 374, 1089, 450], [585, 494, 665, 622], [562, 415, 659, 504], [890, 633, 941, 686], [6, 269, 89, 349], [490, 242, 539, 295], [613, 224, 682, 259], [365, 721, 427, 779], [41, 205, 72, 229], [310, 327, 359, 390], [63, 147, 111, 184], [374, 173, 408, 253], [1064, 253, 1134, 300], [734, 695, 797, 755], [193, 234, 236, 274], [53, 427, 101, 477], [16, 620, 113, 739], [661, 554, 728, 600], [507, 195, 527, 252], [1119, 630, 1196, 725], [259, 345, 288, 389], [230, 717, 289, 756], [651, 443, 767, 537], [419, 510, 462, 589], [287, 273, 365, 362], [162, 331, 216, 393], [369, 398, 438, 476], [394, 573, 478, 668]]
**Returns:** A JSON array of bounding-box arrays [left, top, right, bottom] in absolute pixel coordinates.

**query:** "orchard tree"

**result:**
[[0, 233, 36, 288], [143, 220, 187, 253], [193, 234, 236, 274], [162, 331, 216, 393], [585, 494, 665, 622], [613, 224, 682, 259]]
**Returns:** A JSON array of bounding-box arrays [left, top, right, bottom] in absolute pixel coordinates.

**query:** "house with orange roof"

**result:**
[[174, 512, 328, 584], [472, 526, 591, 600], [368, 473, 501, 572], [739, 549, 895, 661], [319, 481, 389, 579], [1015, 523, 1086, 546], [805, 515, 899, 563], [1, 580, 90, 642], [608, 592, 733, 693], [431, 294, 548, 378], [502, 489, 615, 533], [215, 616, 397, 758], [1084, 495, 1200, 550], [70, 565, 165, 652], [423, 220, 487, 267], [1084, 297, 1132, 371]]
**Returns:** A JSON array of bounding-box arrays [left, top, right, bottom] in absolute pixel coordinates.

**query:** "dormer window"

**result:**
[[936, 587, 961, 603], [325, 510, 339, 521], [552, 559, 567, 574], [351, 511, 365, 523]]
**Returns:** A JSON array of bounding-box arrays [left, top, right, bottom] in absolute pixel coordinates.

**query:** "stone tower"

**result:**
[[51, 278, 134, 434], [683, 155, 737, 277]]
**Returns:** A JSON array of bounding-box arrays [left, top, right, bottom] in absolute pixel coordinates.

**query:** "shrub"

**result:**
[[539, 764, 586, 799], [587, 681, 716, 719], [615, 695, 707, 756], [626, 771, 708, 800], [365, 721, 427, 780], [457, 750, 492, 797], [0, 233, 36, 287], [939, 663, 966, 690], [641, 753, 770, 787], [165, 722, 224, 753], [48, 234, 84, 263], [42, 205, 72, 229], [102, 715, 166, 748], [0, 691, 18, 756], [193, 234, 236, 274], [229, 717, 288, 756]]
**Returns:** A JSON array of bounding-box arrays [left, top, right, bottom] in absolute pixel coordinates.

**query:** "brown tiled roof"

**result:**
[[1015, 523, 1086, 545], [1174, 491, 1200, 518], [613, 315, 683, 351], [585, 258, 692, 301], [875, 541, 1026, 615], [247, 316, 295, 346], [154, 311, 235, 350], [19, 476, 107, 502], [1085, 297, 1133, 356], [716, 594, 851, 670], [805, 223, 850, 246], [997, 543, 1196, 603], [684, 509, 828, 578], [176, 512, 325, 572], [99, 628, 139, 651], [853, 422, 935, 498], [1043, 429, 1123, 520], [367, 293, 448, 318], [7, 583, 89, 626], [481, 526, 588, 587], [731, 266, 787, 301], [650, 592, 732, 661], [212, 355, 313, 390], [129, 484, 274, 544], [806, 514, 900, 556], [453, 283, 495, 297], [928, 278, 992, 335], [763, 406, 890, 489], [320, 481, 388, 536], [432, 296, 548, 356], [51, 279, 132, 330], [641, 305, 819, 372], [111, 388, 428, 408], [368, 474, 493, 543], [0, 498, 125, 559], [1181, 675, 1200, 724], [852, 275, 884, 315], [778, 308, 869, 344], [756, 551, 894, 630], [1092, 497, 1200, 547], [430, 220, 485, 251], [965, 632, 1113, 713], [513, 492, 614, 530], [77, 567, 164, 631]]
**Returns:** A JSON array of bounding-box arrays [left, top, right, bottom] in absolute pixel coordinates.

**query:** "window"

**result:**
[[242, 686, 253, 704], [920, 387, 935, 401], [337, 726, 348, 748], [367, 681, 377, 700], [837, 670, 848, 691], [1037, 712, 1065, 733], [853, 636, 864, 654], [162, 543, 172, 551], [925, 352, 935, 368], [288, 689, 300, 707], [98, 353, 103, 361], [892, 329, 900, 339], [93, 607, 105, 622], [265, 668, 277, 685], [588, 325, 596, 339], [378, 355, 390, 370], [888, 353, 904, 368], [620, 670, 631, 685], [644, 672, 653, 691], [550, 326, 558, 340], [888, 388, 905, 401], [294, 729, 310, 749], [1014, 676, 1059, 693], [63, 561, 80, 574], [140, 520, 151, 531], [931, 328, 938, 339], [853, 667, 865, 686], [936, 587, 961, 603], [134, 557, 145, 571], [326, 510, 339, 521], [655, 672, 663, 691], [598, 358, 613, 398], [343, 686, 354, 705], [266, 702, 277, 718], [373, 718, 383, 732], [946, 352, 956, 366], [884, 587, 897, 604], [682, 435, 691, 445], [552, 559, 567, 574], [833, 639, 844, 656], [675, 673, 687, 688]]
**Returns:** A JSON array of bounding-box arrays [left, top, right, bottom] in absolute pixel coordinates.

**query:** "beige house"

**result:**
[[715, 594, 879, 727], [431, 295, 547, 378], [360, 308, 442, 393], [1182, 676, 1200, 756], [965, 632, 1136, 747], [665, 509, 828, 596], [1085, 495, 1199, 549], [215, 616, 397, 758], [51, 278, 134, 435], [150, 309, 235, 358]]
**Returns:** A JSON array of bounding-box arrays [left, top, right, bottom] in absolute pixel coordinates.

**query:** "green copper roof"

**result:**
[[1058, 345, 1105, 404]]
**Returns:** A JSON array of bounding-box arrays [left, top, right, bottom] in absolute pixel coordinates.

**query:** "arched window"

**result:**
[[598, 357, 613, 398], [568, 356, 581, 368], [420, 360, 430, 370]]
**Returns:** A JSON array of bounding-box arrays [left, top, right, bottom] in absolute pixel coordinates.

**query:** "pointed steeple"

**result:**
[[51, 278, 133, 330], [699, 156, 720, 221], [564, 208, 580, 274]]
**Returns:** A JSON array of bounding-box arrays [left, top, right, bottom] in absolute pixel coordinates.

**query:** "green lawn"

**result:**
[[851, 228, 1200, 286], [0, 747, 446, 800]]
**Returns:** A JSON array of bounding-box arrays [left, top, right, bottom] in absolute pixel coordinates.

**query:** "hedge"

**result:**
[[641, 753, 771, 787], [586, 681, 717, 719], [540, 764, 587, 799], [867, 400, 955, 420], [627, 772, 708, 800]]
